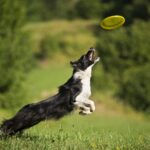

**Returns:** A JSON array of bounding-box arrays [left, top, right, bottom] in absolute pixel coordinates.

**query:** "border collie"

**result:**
[[0, 47, 100, 136]]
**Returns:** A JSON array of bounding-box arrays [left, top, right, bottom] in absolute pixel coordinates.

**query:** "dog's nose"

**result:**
[[89, 47, 95, 51]]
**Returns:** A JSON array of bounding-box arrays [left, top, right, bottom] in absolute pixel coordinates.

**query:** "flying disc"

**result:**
[[100, 15, 125, 30]]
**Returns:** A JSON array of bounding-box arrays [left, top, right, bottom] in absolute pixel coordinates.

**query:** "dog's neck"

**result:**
[[73, 66, 93, 80]]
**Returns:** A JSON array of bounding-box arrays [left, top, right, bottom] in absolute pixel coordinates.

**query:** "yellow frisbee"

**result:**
[[100, 15, 125, 30]]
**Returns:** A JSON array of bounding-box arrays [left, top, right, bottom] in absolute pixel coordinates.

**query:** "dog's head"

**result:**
[[70, 47, 100, 71]]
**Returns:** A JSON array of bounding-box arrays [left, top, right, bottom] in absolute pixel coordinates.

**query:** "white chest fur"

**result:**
[[74, 66, 92, 102]]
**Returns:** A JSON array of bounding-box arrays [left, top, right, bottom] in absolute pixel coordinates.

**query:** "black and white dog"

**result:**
[[0, 47, 100, 136]]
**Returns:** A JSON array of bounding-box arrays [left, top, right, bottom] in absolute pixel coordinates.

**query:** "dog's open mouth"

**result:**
[[86, 48, 100, 62]]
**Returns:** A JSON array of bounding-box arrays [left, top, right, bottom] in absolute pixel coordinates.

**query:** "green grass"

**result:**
[[0, 113, 150, 150]]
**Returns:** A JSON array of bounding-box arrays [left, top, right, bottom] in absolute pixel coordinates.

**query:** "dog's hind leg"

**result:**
[[0, 104, 43, 136]]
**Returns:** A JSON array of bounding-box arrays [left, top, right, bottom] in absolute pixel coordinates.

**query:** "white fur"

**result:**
[[74, 57, 100, 114], [73, 57, 100, 114], [74, 65, 95, 114], [74, 66, 92, 97]]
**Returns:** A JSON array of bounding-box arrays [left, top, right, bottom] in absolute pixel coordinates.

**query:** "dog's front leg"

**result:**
[[83, 99, 95, 112], [74, 99, 95, 115], [74, 101, 91, 115]]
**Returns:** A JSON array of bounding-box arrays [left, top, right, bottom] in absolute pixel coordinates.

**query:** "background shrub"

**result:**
[[118, 65, 150, 112], [96, 21, 150, 111], [0, 0, 34, 108]]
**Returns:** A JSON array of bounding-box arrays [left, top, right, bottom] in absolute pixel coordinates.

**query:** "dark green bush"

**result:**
[[75, 0, 103, 19], [118, 65, 150, 112], [37, 27, 96, 59], [96, 21, 150, 80], [26, 0, 50, 21], [36, 35, 60, 59], [0, 0, 34, 108], [26, 0, 78, 21], [24, 0, 150, 22], [38, 35, 76, 59], [101, 0, 150, 25], [96, 21, 150, 111]]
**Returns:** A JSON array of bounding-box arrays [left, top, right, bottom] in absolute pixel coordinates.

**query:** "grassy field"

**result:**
[[0, 20, 150, 149], [0, 113, 150, 150], [0, 62, 150, 150]]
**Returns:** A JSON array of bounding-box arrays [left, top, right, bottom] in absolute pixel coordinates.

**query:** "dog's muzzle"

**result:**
[[86, 47, 100, 63]]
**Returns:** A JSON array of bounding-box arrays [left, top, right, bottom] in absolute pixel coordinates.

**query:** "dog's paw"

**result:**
[[90, 101, 95, 112], [79, 110, 91, 115], [84, 100, 95, 112]]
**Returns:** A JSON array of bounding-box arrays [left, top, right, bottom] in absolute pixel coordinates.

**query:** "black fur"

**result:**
[[0, 77, 81, 136], [0, 47, 97, 136]]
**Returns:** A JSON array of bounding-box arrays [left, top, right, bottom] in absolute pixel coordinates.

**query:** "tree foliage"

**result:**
[[96, 21, 150, 111], [0, 0, 34, 108], [0, 0, 150, 112], [118, 64, 150, 112], [24, 0, 150, 22]]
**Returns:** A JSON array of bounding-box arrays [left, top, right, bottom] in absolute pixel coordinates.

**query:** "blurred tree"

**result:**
[[101, 0, 150, 24], [75, 0, 103, 19], [118, 64, 150, 112], [96, 21, 150, 111], [45, 0, 77, 19], [24, 0, 150, 22], [26, 0, 78, 21], [0, 0, 34, 108], [97, 21, 150, 79], [26, 0, 49, 21]]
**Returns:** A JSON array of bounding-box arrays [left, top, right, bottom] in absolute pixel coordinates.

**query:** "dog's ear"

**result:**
[[70, 61, 77, 68]]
